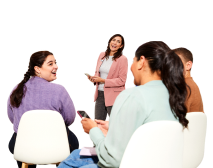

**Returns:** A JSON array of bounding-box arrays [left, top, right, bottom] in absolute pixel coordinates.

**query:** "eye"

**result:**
[[49, 63, 53, 66]]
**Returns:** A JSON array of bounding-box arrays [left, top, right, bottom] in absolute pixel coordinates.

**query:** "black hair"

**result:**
[[10, 51, 53, 108], [135, 41, 188, 128]]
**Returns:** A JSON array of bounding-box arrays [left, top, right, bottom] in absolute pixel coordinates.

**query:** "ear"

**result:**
[[137, 56, 145, 70], [185, 61, 193, 71], [120, 45, 123, 49], [34, 66, 41, 74]]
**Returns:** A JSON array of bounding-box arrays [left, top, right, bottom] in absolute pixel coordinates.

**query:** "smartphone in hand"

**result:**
[[77, 111, 90, 119], [85, 73, 91, 77]]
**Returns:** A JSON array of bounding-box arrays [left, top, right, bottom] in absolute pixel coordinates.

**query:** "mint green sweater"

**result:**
[[89, 80, 178, 168]]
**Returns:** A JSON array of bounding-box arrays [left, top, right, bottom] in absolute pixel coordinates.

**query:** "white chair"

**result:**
[[14, 110, 70, 168], [120, 121, 184, 168], [183, 112, 207, 168]]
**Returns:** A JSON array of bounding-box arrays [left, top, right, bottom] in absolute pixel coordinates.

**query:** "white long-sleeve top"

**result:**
[[98, 56, 114, 91]]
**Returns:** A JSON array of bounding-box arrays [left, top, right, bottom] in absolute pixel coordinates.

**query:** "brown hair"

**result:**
[[173, 47, 193, 63], [10, 51, 53, 108], [102, 34, 125, 61]]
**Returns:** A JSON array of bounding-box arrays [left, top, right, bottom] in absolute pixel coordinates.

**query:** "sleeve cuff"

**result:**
[[89, 127, 105, 146]]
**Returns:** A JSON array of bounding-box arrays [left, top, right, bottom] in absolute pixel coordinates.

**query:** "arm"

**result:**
[[7, 83, 18, 124], [89, 91, 146, 167], [104, 56, 128, 87], [7, 96, 14, 123], [59, 86, 76, 126], [185, 80, 204, 113]]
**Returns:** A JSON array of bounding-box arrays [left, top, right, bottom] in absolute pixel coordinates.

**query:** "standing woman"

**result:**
[[88, 34, 128, 120], [8, 51, 79, 168]]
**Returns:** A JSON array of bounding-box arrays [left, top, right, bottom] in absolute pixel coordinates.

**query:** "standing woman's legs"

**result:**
[[106, 106, 112, 116], [95, 91, 108, 120]]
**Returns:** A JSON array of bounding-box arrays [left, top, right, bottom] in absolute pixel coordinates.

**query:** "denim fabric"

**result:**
[[58, 149, 100, 168], [95, 91, 112, 120], [8, 126, 79, 168]]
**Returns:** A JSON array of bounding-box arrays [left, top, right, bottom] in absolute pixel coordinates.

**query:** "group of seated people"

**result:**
[[7, 41, 203, 168]]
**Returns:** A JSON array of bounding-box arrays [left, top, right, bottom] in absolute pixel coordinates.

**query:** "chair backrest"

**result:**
[[120, 121, 184, 168], [183, 112, 207, 168], [14, 110, 70, 164]]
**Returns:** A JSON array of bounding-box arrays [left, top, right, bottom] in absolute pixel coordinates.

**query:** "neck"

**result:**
[[109, 50, 116, 56], [140, 71, 161, 85], [185, 71, 191, 78]]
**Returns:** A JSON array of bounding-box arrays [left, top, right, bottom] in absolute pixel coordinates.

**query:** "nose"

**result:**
[[54, 63, 58, 69]]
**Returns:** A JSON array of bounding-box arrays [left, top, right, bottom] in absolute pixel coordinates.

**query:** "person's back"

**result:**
[[173, 47, 204, 112], [185, 77, 203, 112], [101, 80, 178, 167], [8, 76, 75, 133], [8, 51, 78, 168]]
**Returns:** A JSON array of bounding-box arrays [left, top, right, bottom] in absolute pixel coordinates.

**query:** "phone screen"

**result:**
[[77, 111, 90, 118]]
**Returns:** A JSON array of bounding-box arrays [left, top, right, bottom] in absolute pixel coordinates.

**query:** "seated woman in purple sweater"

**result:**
[[7, 51, 79, 168]]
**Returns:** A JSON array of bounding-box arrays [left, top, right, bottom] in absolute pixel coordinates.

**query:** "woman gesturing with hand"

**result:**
[[89, 34, 128, 121]]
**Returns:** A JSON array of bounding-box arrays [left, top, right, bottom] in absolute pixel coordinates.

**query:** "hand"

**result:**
[[88, 76, 94, 83], [95, 120, 109, 136], [81, 118, 98, 134], [91, 76, 105, 83]]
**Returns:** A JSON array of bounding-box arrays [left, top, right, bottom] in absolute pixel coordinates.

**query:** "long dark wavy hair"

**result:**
[[135, 41, 189, 128], [10, 51, 53, 108], [102, 34, 125, 61]]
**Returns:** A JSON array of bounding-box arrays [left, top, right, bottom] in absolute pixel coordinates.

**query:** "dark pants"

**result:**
[[9, 127, 79, 168], [95, 91, 112, 120]]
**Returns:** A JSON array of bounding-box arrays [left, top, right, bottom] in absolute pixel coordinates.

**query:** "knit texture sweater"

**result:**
[[185, 77, 204, 112], [7, 76, 76, 133]]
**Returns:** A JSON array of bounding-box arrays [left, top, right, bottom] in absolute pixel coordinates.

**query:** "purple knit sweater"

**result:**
[[7, 76, 76, 133]]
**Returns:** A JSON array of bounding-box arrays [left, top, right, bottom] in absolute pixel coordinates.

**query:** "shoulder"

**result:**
[[186, 78, 200, 91], [117, 55, 127, 61], [8, 84, 18, 97], [98, 52, 105, 59], [47, 82, 67, 93], [116, 87, 146, 111], [48, 82, 63, 88], [119, 87, 143, 101]]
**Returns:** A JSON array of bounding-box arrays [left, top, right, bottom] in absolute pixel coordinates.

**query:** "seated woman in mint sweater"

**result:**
[[58, 41, 189, 168], [7, 51, 79, 168]]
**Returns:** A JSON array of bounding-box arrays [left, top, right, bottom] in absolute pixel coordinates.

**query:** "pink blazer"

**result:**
[[94, 52, 128, 106]]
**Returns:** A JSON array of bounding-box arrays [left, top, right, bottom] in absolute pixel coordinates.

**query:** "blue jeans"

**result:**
[[58, 149, 100, 168]]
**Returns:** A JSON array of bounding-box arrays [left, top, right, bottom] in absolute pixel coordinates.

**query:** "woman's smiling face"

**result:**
[[109, 36, 123, 54], [35, 55, 58, 82]]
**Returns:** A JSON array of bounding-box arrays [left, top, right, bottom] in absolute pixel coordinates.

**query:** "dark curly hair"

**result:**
[[135, 41, 189, 128], [102, 34, 125, 61], [10, 51, 53, 108]]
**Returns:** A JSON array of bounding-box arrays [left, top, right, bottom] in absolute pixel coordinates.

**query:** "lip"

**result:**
[[111, 44, 117, 49]]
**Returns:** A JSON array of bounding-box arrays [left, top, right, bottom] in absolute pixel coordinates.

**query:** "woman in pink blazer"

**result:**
[[88, 34, 128, 120]]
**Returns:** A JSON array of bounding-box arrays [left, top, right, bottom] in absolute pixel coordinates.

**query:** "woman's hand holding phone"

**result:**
[[95, 120, 109, 137], [81, 118, 97, 134], [88, 76, 94, 83]]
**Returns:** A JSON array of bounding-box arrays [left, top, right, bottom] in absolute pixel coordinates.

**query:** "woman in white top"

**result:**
[[88, 34, 128, 120]]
